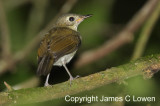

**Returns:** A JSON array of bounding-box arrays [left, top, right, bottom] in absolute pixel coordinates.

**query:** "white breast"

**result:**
[[53, 51, 77, 66]]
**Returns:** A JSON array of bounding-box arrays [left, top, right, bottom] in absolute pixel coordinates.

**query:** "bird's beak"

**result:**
[[82, 14, 93, 19], [76, 14, 93, 23]]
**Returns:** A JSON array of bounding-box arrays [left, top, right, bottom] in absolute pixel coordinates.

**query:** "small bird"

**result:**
[[37, 13, 92, 86]]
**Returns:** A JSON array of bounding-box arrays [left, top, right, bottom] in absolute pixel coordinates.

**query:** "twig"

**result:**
[[74, 0, 160, 68], [132, 1, 160, 60], [26, 0, 49, 41], [3, 0, 32, 11], [0, 1, 11, 59], [4, 81, 14, 91], [0, 54, 160, 105]]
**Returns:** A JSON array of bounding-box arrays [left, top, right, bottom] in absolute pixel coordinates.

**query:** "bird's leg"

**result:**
[[62, 62, 79, 85], [62, 63, 73, 84], [44, 73, 50, 86]]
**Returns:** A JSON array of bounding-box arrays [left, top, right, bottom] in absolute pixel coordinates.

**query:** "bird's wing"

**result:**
[[37, 27, 81, 76], [37, 33, 50, 63], [49, 28, 81, 62], [37, 33, 54, 76]]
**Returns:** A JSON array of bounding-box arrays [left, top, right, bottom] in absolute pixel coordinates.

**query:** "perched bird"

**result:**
[[37, 13, 92, 86]]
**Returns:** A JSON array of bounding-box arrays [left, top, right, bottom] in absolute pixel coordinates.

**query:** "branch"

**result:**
[[3, 0, 32, 11], [132, 1, 160, 60], [26, 0, 49, 41], [0, 1, 11, 59], [74, 0, 160, 68], [0, 54, 160, 105]]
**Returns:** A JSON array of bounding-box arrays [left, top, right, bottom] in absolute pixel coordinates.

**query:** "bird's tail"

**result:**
[[37, 54, 54, 76]]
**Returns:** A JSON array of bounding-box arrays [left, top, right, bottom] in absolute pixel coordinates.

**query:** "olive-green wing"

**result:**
[[37, 27, 81, 76], [49, 30, 81, 62], [37, 33, 54, 76], [37, 33, 49, 63]]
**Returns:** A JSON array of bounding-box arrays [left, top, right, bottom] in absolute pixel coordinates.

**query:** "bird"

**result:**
[[37, 13, 92, 86]]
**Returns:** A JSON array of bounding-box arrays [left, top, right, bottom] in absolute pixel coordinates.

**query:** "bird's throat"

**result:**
[[67, 25, 78, 31]]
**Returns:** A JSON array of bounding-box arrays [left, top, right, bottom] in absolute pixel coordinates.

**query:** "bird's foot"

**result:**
[[69, 75, 80, 85], [44, 82, 51, 87], [44, 73, 51, 87], [75, 75, 80, 79]]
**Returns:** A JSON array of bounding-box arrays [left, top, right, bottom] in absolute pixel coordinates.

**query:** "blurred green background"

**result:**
[[0, 0, 160, 105]]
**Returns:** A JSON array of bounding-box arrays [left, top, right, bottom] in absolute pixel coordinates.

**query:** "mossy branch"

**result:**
[[0, 54, 160, 105]]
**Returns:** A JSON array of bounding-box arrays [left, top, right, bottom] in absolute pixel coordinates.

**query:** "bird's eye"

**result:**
[[69, 17, 75, 21]]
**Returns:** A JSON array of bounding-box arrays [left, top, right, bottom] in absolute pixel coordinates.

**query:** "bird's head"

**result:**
[[55, 14, 92, 31]]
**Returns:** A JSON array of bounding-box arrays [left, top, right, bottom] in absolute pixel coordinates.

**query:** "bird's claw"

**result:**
[[44, 82, 51, 87], [69, 75, 80, 85]]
